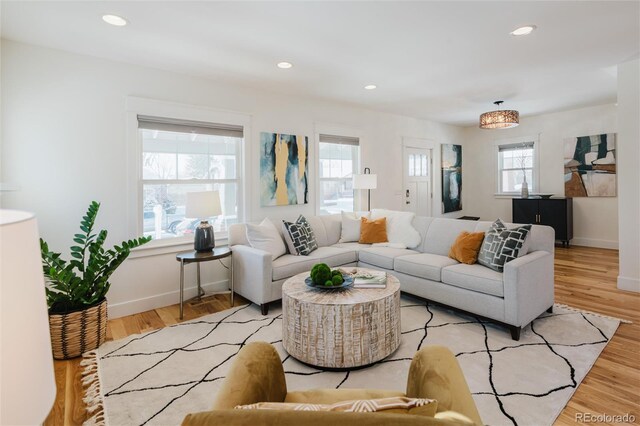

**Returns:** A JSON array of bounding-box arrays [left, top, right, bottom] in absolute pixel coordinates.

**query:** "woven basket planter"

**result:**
[[49, 298, 108, 360]]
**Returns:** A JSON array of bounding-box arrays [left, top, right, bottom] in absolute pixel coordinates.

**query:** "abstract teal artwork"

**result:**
[[441, 144, 462, 213], [260, 132, 309, 206]]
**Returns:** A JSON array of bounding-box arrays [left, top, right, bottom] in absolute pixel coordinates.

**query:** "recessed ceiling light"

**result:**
[[102, 14, 128, 26], [364, 84, 377, 90], [510, 25, 536, 36], [277, 62, 293, 69]]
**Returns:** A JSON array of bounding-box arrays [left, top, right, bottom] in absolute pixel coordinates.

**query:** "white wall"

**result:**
[[0, 40, 466, 317], [616, 58, 640, 292], [462, 104, 619, 249]]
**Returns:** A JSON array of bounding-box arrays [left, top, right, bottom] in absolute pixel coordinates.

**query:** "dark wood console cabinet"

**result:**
[[512, 198, 573, 247]]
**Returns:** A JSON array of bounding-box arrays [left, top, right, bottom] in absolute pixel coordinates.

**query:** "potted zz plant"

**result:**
[[41, 201, 151, 359]]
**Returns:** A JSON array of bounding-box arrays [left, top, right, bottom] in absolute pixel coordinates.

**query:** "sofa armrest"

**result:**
[[405, 346, 482, 426], [503, 250, 554, 327], [212, 342, 287, 409], [231, 244, 273, 305]]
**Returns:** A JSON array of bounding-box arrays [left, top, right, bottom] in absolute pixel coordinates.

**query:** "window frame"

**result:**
[[317, 140, 360, 215], [140, 129, 242, 241], [493, 135, 540, 197], [126, 97, 251, 255], [314, 124, 363, 215]]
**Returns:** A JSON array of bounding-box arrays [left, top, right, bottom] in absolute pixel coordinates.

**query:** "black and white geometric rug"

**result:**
[[82, 295, 622, 426]]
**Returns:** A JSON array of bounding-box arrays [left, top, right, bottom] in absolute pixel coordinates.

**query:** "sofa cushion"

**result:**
[[441, 264, 504, 297], [320, 214, 342, 246], [412, 216, 434, 252], [331, 242, 372, 252], [305, 215, 329, 247], [285, 389, 406, 404], [359, 247, 419, 270], [423, 219, 479, 256], [272, 247, 357, 281], [394, 253, 459, 282]]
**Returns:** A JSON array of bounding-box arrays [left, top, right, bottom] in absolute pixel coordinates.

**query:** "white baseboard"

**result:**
[[571, 237, 619, 249], [108, 279, 230, 319], [617, 276, 640, 293]]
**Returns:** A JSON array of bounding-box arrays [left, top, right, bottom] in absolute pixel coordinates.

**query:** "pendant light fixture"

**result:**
[[479, 101, 519, 129]]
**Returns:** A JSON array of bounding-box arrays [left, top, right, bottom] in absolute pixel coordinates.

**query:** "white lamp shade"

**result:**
[[0, 210, 56, 425], [185, 191, 222, 219], [353, 174, 378, 190]]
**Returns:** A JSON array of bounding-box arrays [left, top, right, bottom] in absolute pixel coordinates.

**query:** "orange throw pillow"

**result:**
[[449, 231, 485, 264], [359, 217, 388, 244]]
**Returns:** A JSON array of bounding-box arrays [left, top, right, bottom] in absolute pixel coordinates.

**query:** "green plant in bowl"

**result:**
[[310, 263, 331, 286], [331, 275, 344, 286], [310, 263, 346, 287]]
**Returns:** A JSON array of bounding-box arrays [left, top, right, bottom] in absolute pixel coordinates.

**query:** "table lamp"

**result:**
[[185, 190, 222, 252], [1, 210, 56, 425], [352, 167, 378, 211]]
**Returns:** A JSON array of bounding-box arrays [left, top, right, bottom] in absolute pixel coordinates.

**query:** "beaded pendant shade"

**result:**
[[479, 101, 519, 129]]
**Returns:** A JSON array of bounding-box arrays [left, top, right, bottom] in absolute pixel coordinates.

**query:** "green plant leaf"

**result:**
[[41, 201, 149, 312]]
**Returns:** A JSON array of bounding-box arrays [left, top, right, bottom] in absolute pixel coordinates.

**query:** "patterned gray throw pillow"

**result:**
[[282, 215, 318, 256], [477, 219, 531, 272], [297, 215, 318, 252]]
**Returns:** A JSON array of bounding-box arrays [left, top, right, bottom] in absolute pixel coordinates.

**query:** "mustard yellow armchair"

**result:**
[[182, 342, 483, 426]]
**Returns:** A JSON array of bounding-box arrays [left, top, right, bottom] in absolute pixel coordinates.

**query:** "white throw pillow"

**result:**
[[245, 218, 287, 260], [339, 211, 370, 243], [371, 209, 421, 249]]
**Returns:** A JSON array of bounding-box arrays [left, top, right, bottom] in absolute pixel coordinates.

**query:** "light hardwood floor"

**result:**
[[45, 246, 639, 426]]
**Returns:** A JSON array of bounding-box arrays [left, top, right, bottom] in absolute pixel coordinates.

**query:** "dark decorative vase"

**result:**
[[194, 220, 215, 252]]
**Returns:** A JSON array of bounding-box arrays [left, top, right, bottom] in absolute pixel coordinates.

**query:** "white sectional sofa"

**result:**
[[228, 214, 555, 340]]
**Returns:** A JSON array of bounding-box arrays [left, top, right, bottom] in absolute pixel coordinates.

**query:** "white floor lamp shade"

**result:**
[[353, 168, 378, 211], [352, 173, 378, 190], [0, 210, 56, 425]]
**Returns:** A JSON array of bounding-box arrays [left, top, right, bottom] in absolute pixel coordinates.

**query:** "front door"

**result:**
[[403, 147, 432, 216]]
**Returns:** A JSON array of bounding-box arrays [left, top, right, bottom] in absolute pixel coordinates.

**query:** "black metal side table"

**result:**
[[176, 246, 233, 320]]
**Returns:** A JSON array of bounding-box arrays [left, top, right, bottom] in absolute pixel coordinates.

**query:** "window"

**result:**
[[496, 141, 536, 195], [139, 116, 243, 241], [318, 134, 360, 215]]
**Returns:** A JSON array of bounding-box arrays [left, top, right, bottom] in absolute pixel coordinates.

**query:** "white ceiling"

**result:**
[[2, 1, 639, 125]]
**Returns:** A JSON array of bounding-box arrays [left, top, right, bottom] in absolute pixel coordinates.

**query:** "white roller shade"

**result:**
[[319, 134, 359, 146], [499, 141, 534, 152], [138, 115, 243, 138]]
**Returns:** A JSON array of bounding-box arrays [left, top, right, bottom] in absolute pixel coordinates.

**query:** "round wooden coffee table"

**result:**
[[282, 268, 401, 369]]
